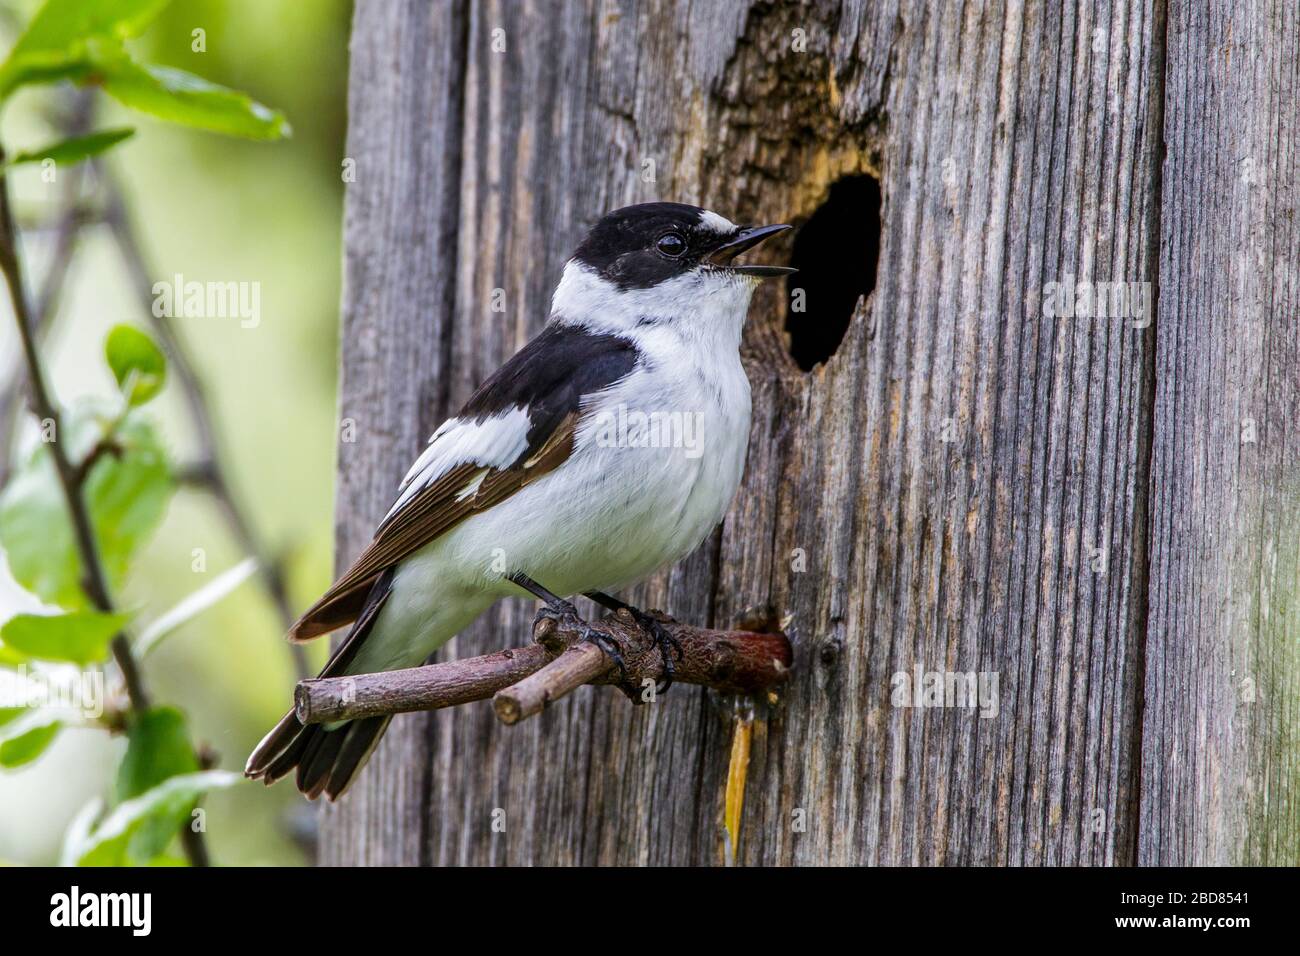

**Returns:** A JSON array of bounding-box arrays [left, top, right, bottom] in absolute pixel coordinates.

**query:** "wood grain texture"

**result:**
[[1140, 0, 1300, 865], [321, 0, 469, 865], [325, 0, 1294, 865]]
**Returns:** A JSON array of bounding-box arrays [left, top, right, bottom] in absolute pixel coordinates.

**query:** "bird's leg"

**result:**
[[508, 572, 628, 683], [585, 591, 684, 695]]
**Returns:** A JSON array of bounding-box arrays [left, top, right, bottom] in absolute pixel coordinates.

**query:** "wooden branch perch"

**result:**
[[295, 608, 792, 727]]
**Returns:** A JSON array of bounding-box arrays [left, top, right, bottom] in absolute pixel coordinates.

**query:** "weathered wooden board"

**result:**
[[1140, 0, 1299, 865], [323, 0, 1292, 866], [320, 0, 469, 865]]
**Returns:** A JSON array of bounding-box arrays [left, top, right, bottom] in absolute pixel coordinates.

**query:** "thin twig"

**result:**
[[494, 640, 609, 724], [70, 435, 122, 485], [0, 99, 308, 682], [295, 609, 793, 727], [0, 146, 225, 864], [0, 91, 95, 484], [99, 169, 310, 680], [295, 645, 551, 723], [0, 159, 152, 708]]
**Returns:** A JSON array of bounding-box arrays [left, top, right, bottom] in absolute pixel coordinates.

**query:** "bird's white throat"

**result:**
[[550, 260, 758, 352]]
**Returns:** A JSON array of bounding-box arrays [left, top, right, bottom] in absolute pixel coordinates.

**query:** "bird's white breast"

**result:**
[[442, 271, 756, 597]]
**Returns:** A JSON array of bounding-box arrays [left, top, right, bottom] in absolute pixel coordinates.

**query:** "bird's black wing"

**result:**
[[288, 323, 638, 640]]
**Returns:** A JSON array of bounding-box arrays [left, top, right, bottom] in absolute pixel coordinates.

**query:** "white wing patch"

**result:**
[[385, 406, 532, 521], [698, 209, 737, 235], [454, 468, 490, 502]]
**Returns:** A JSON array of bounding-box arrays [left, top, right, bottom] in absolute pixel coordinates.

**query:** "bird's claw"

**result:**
[[581, 627, 630, 685], [534, 599, 630, 685], [629, 608, 683, 697], [534, 597, 584, 635]]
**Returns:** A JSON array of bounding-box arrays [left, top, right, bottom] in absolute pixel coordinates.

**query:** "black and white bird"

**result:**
[[245, 202, 793, 799]]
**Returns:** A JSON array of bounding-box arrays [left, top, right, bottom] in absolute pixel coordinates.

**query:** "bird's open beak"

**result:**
[[707, 224, 797, 277]]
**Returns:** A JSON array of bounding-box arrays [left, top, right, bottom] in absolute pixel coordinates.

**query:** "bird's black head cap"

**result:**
[[572, 202, 793, 290]]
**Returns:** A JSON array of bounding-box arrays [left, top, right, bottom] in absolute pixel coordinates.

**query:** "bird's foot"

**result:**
[[626, 607, 684, 696], [534, 598, 629, 685], [583, 629, 631, 688]]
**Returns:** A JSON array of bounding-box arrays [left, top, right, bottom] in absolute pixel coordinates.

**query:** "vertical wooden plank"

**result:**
[[1142, 0, 1300, 865], [321, 0, 469, 866], [716, 0, 1163, 866]]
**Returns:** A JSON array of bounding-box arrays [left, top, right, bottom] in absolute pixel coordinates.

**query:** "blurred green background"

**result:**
[[0, 0, 352, 865]]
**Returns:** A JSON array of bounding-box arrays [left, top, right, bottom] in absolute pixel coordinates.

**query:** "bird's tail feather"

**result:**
[[245, 570, 395, 801], [247, 711, 392, 801]]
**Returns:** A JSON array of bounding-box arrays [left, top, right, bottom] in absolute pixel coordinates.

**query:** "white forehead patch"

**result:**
[[698, 209, 737, 234]]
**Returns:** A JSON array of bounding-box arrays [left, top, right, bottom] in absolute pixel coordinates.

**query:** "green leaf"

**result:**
[[101, 60, 290, 140], [0, 707, 23, 727], [6, 127, 134, 168], [0, 1, 289, 144], [0, 450, 76, 606], [0, 610, 129, 665], [85, 416, 173, 586], [115, 706, 198, 801], [0, 710, 62, 767], [0, 404, 172, 610], [104, 324, 166, 406], [0, 0, 171, 98], [115, 707, 200, 860], [136, 557, 256, 656], [77, 770, 238, 866]]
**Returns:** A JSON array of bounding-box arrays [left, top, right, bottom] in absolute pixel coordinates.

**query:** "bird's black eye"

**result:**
[[655, 232, 687, 258]]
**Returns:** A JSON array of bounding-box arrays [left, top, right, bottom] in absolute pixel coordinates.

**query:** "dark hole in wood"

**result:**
[[784, 174, 881, 371]]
